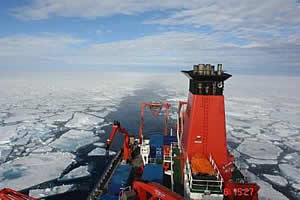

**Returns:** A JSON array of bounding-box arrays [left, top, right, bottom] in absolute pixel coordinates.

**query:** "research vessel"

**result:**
[[0, 64, 260, 200]]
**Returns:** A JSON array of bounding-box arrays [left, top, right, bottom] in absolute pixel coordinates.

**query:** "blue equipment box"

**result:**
[[107, 164, 132, 195], [142, 164, 163, 184], [149, 135, 164, 148], [100, 194, 119, 200], [163, 136, 177, 145]]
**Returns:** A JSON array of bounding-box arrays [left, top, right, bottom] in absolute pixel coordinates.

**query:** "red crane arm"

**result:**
[[106, 121, 129, 146], [106, 121, 132, 160], [132, 181, 184, 200], [0, 188, 36, 200]]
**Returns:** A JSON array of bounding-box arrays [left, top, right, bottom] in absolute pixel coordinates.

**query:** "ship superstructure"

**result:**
[[88, 63, 260, 200]]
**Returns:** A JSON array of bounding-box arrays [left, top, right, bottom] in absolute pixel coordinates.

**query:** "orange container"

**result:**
[[191, 153, 215, 175]]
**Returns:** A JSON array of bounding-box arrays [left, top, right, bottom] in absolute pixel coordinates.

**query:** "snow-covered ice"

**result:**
[[247, 158, 278, 165], [247, 171, 289, 200], [263, 174, 288, 187], [65, 112, 104, 130], [237, 140, 282, 160], [292, 183, 300, 191], [88, 147, 116, 156], [0, 125, 18, 144], [0, 152, 74, 190], [279, 164, 300, 184], [50, 130, 99, 152], [29, 185, 73, 198], [61, 165, 90, 180], [93, 142, 105, 147], [283, 152, 300, 168], [0, 145, 12, 162], [42, 111, 73, 125]]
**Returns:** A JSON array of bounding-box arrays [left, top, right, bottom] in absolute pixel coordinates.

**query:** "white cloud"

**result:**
[[96, 29, 111, 34], [145, 0, 300, 48], [12, 0, 197, 20], [1, 32, 299, 72], [0, 34, 84, 66], [12, 0, 300, 48]]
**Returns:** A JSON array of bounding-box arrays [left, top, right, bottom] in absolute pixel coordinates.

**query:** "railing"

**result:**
[[177, 101, 187, 150], [185, 155, 223, 195], [209, 154, 224, 190]]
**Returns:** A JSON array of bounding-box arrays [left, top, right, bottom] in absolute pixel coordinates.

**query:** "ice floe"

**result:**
[[50, 130, 99, 152], [0, 152, 74, 190], [0, 125, 18, 144], [237, 140, 282, 160], [263, 174, 288, 187], [247, 158, 278, 165], [29, 184, 73, 198], [279, 164, 300, 184], [61, 165, 90, 180], [283, 152, 300, 168], [292, 183, 300, 191], [93, 142, 105, 147], [88, 147, 116, 156], [247, 171, 289, 200], [42, 112, 73, 125], [284, 140, 300, 151], [0, 145, 12, 162], [65, 112, 104, 130]]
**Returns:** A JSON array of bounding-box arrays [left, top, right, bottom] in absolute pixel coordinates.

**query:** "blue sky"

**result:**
[[0, 0, 300, 74]]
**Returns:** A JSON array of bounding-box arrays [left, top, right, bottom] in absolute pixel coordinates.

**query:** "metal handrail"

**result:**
[[185, 155, 224, 194]]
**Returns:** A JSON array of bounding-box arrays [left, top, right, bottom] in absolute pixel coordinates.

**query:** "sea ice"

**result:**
[[284, 139, 300, 151], [50, 130, 99, 152], [263, 174, 288, 187], [61, 165, 90, 180], [65, 112, 104, 130], [42, 112, 73, 125], [272, 121, 299, 138], [11, 123, 56, 146], [230, 129, 252, 138], [3, 109, 37, 124], [279, 164, 300, 183], [0, 112, 8, 119], [256, 133, 282, 141], [0, 152, 74, 190], [93, 142, 105, 147], [283, 152, 300, 168], [292, 183, 300, 191], [88, 147, 116, 156], [32, 146, 53, 153], [0, 145, 12, 162], [247, 171, 289, 200], [247, 158, 278, 165], [0, 125, 18, 144], [237, 140, 282, 160], [29, 184, 73, 198]]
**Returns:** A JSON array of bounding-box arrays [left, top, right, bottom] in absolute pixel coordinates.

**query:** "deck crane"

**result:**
[[105, 121, 134, 161]]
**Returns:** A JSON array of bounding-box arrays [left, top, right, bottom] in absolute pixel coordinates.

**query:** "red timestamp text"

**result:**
[[224, 187, 254, 196]]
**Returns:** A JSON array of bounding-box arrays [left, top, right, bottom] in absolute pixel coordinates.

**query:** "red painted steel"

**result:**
[[106, 121, 132, 160], [181, 93, 229, 168], [138, 102, 171, 144], [0, 188, 36, 200], [132, 181, 184, 200]]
